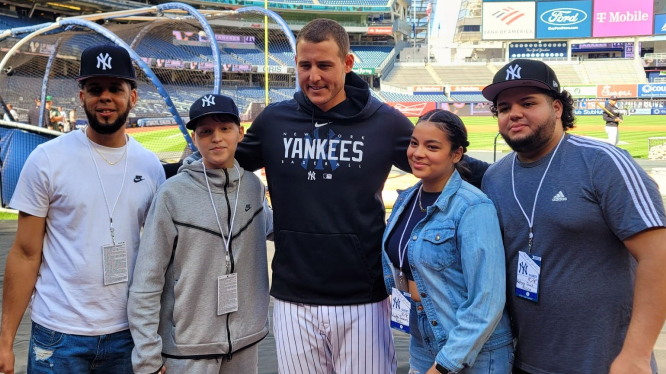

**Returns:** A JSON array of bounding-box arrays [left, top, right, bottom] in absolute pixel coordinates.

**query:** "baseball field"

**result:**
[[128, 115, 666, 161]]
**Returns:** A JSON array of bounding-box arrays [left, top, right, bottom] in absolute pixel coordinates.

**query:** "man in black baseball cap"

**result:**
[[77, 44, 138, 139], [0, 44, 165, 374], [481, 60, 666, 374]]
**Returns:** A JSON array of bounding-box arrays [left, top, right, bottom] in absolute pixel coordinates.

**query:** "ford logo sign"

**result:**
[[541, 8, 587, 26]]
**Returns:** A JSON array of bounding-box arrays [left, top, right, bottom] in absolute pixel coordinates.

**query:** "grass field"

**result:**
[[411, 115, 665, 159], [129, 115, 666, 160]]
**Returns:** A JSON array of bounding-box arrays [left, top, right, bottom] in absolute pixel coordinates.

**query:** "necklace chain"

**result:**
[[418, 186, 427, 212], [86, 131, 127, 165]]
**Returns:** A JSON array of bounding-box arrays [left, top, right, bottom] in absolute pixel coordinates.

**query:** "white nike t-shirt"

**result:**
[[10, 129, 165, 335]]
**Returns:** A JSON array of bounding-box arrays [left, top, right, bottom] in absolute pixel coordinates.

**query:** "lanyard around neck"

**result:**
[[511, 133, 565, 253], [203, 162, 241, 274], [397, 185, 422, 275], [84, 127, 129, 245]]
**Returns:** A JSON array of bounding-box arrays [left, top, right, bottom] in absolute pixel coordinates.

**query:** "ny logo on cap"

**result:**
[[505, 64, 521, 80], [201, 95, 215, 107], [96, 53, 112, 71]]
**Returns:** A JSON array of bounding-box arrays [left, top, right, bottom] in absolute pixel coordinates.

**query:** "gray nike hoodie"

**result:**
[[128, 154, 273, 374]]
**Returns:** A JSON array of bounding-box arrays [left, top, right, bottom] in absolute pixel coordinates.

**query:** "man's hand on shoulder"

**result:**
[[0, 342, 15, 374], [609, 351, 652, 374]]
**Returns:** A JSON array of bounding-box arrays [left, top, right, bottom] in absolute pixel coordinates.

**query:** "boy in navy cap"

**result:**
[[128, 94, 273, 374], [481, 59, 666, 374], [0, 44, 165, 374]]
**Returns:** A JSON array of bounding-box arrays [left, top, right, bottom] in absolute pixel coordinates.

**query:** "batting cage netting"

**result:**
[[0, 4, 297, 206]]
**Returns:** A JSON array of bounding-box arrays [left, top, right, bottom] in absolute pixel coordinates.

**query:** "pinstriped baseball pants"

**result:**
[[273, 298, 397, 374]]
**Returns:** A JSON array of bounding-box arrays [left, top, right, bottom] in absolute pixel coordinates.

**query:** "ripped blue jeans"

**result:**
[[27, 321, 133, 374]]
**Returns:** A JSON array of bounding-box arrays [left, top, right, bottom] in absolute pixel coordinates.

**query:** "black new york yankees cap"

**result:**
[[77, 45, 136, 83], [186, 94, 240, 130], [482, 59, 561, 102]]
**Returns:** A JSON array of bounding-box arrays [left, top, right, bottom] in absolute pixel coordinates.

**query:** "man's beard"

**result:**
[[500, 110, 557, 155], [84, 104, 130, 135]]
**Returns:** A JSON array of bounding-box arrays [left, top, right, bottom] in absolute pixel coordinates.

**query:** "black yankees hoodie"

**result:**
[[235, 72, 489, 305]]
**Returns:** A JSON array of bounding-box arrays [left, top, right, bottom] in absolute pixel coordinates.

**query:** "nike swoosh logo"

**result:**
[[314, 122, 331, 127], [133, 176, 145, 183]]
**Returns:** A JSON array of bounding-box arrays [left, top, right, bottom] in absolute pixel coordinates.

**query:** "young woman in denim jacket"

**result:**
[[382, 110, 513, 374]]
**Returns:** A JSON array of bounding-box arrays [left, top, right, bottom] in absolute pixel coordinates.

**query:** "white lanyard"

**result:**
[[203, 162, 241, 274], [84, 127, 129, 245], [511, 133, 565, 253], [397, 185, 422, 275]]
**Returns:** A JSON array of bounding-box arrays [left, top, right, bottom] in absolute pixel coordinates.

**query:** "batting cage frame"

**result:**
[[0, 3, 298, 206]]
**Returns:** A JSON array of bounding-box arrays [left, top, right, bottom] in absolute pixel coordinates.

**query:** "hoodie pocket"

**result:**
[[274, 230, 376, 300]]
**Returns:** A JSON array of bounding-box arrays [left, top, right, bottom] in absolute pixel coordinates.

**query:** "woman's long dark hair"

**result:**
[[416, 109, 471, 181]]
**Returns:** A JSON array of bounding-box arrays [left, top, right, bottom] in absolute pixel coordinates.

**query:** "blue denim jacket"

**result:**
[[382, 170, 513, 372]]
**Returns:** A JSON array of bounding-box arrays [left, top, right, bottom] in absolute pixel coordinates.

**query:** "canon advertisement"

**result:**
[[482, 2, 536, 40], [536, 1, 592, 38], [592, 0, 653, 37]]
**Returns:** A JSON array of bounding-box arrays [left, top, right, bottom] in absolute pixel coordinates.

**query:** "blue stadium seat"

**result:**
[[380, 91, 449, 102], [351, 46, 393, 68]]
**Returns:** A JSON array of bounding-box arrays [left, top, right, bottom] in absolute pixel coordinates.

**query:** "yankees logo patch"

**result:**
[[201, 95, 215, 107], [505, 64, 521, 80], [97, 53, 112, 70]]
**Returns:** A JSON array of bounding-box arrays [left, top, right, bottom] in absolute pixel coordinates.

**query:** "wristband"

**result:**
[[435, 363, 454, 374]]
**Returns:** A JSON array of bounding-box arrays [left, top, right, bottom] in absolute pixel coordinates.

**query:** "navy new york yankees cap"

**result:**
[[186, 94, 240, 130], [482, 59, 561, 102], [77, 45, 136, 82]]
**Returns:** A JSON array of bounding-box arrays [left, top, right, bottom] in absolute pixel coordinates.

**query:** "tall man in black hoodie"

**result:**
[[236, 19, 489, 374]]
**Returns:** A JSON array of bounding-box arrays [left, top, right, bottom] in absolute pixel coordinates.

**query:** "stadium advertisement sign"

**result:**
[[574, 109, 604, 115], [386, 102, 436, 117], [439, 103, 493, 116], [592, 0, 653, 37], [256, 65, 292, 74], [597, 84, 638, 98], [651, 108, 666, 115], [638, 84, 666, 98], [536, 1, 592, 38], [450, 85, 485, 92], [482, 2, 536, 40], [655, 14, 666, 35], [368, 26, 393, 35], [509, 41, 567, 58], [564, 86, 597, 97], [413, 86, 444, 93], [352, 67, 375, 75]]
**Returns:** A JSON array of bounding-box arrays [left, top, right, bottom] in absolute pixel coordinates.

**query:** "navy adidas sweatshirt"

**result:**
[[235, 72, 489, 305]]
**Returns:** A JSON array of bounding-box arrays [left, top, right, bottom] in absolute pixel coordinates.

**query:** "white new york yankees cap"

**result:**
[[482, 59, 561, 102], [76, 45, 136, 82], [186, 94, 240, 130]]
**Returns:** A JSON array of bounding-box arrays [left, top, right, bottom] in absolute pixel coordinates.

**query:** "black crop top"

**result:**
[[385, 188, 440, 281]]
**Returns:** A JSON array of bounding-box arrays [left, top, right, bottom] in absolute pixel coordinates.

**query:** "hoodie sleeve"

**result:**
[[391, 108, 415, 173], [128, 192, 177, 374], [236, 109, 266, 172], [462, 155, 490, 189], [264, 193, 274, 241]]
